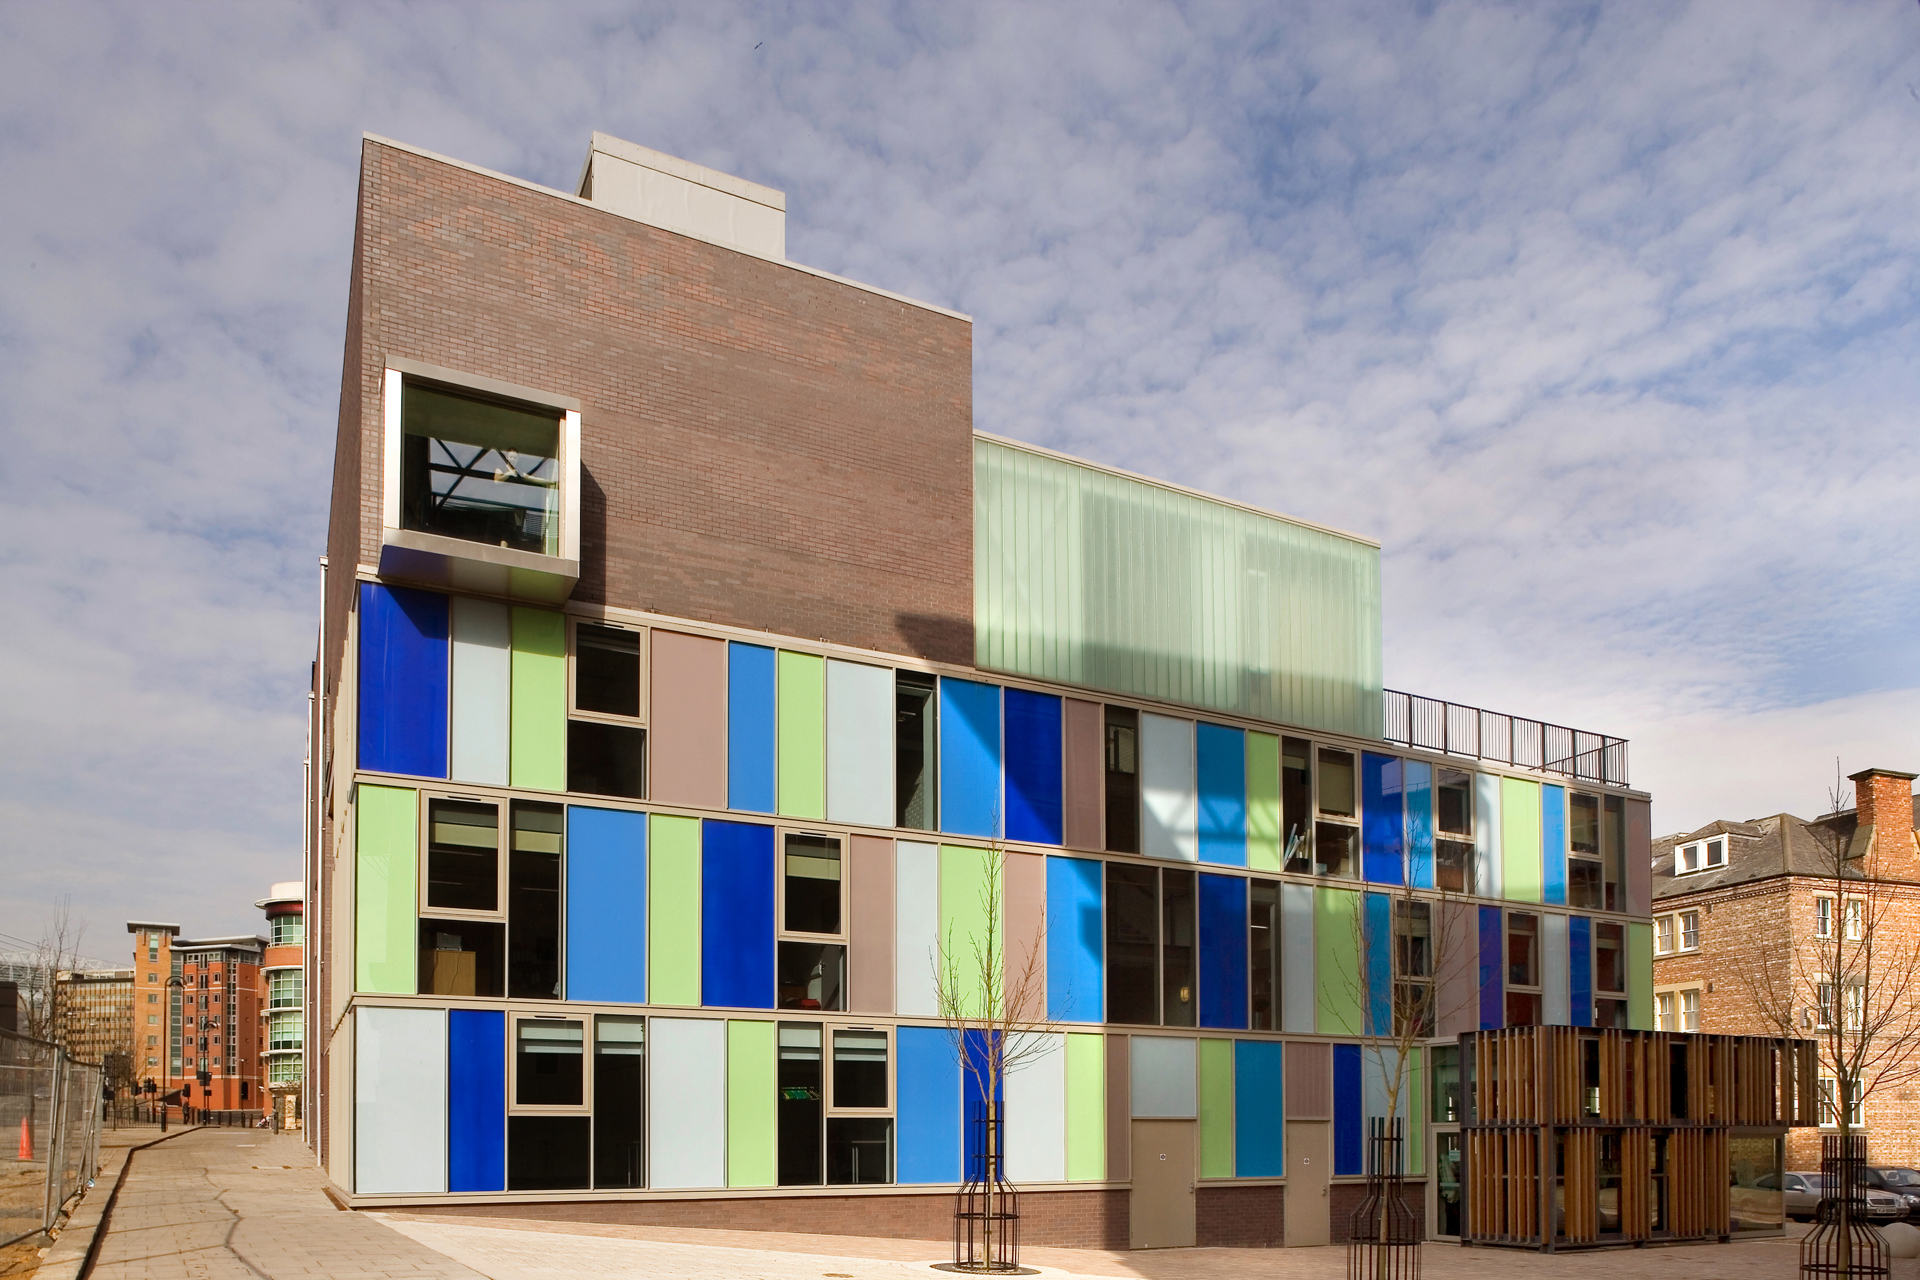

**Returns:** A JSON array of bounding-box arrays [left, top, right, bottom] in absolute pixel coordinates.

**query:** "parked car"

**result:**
[[1859, 1166, 1920, 1220], [1774, 1172, 1906, 1224]]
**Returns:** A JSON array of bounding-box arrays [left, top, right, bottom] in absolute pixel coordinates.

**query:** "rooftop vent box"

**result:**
[[577, 132, 786, 260]]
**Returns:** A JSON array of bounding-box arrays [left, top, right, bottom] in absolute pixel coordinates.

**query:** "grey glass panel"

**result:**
[[426, 800, 497, 911], [832, 1030, 888, 1109], [777, 941, 846, 1012], [593, 1017, 645, 1189], [401, 381, 560, 556], [1105, 863, 1158, 1025], [515, 1019, 583, 1106], [827, 1117, 891, 1185], [1437, 768, 1472, 836], [508, 1114, 590, 1190], [778, 1024, 823, 1187], [509, 802, 564, 1000], [1249, 880, 1279, 1031], [1281, 737, 1312, 871], [418, 919, 503, 997], [1161, 869, 1196, 1028], [1104, 707, 1139, 853], [895, 673, 937, 830], [784, 835, 843, 935], [567, 720, 645, 799], [575, 624, 640, 717]]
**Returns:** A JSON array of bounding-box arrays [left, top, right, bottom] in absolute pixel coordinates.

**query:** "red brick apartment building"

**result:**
[[127, 922, 266, 1114], [1652, 767, 1920, 1169]]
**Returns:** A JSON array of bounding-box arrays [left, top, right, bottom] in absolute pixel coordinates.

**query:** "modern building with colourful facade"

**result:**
[[306, 131, 1658, 1249]]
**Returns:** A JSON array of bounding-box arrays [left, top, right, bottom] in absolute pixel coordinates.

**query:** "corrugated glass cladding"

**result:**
[[973, 437, 1383, 739]]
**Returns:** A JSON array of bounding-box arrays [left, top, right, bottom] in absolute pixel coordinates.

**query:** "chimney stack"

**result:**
[[1849, 767, 1918, 881]]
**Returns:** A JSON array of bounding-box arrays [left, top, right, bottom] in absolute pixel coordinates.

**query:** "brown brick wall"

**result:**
[[1328, 1182, 1425, 1245], [404, 1188, 1129, 1249], [1195, 1184, 1285, 1247], [344, 139, 975, 666], [1655, 873, 1920, 1169]]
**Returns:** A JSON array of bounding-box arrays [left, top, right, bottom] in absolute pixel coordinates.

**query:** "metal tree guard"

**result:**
[[1803, 1133, 1888, 1280], [1348, 1117, 1421, 1280], [949, 1110, 1030, 1274]]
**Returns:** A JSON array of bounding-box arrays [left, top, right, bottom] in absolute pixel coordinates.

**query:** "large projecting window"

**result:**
[[401, 381, 562, 555]]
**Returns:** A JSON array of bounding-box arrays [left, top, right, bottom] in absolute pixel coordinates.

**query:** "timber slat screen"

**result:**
[[1459, 1027, 1816, 1251]]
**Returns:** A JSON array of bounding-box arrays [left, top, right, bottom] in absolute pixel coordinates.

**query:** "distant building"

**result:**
[[127, 921, 268, 1114], [56, 967, 133, 1071], [258, 882, 305, 1125], [1652, 767, 1920, 1169]]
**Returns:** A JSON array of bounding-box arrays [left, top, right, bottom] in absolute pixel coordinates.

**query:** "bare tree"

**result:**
[[931, 842, 1057, 1272], [21, 899, 87, 1046], [1732, 769, 1920, 1149]]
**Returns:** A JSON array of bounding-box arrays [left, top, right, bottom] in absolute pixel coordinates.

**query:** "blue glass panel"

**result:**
[[897, 1025, 961, 1183], [1569, 916, 1593, 1028], [727, 643, 776, 812], [700, 820, 775, 1010], [357, 582, 448, 777], [1199, 873, 1249, 1030], [1541, 785, 1568, 906], [1361, 753, 1403, 885], [1404, 760, 1434, 889], [1333, 1042, 1364, 1176], [1196, 723, 1248, 866], [1364, 892, 1393, 1036], [1233, 1040, 1285, 1177], [565, 806, 646, 1003], [963, 1029, 1007, 1179], [447, 1008, 505, 1192], [1478, 905, 1504, 1030], [939, 679, 1002, 838], [1045, 856, 1103, 1022], [1004, 688, 1063, 845]]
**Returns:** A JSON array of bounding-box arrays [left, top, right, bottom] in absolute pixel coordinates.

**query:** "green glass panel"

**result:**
[[1245, 732, 1281, 872], [354, 785, 418, 995], [1065, 1032, 1105, 1181], [939, 845, 997, 1018], [510, 607, 566, 791], [648, 815, 701, 1006], [727, 1020, 777, 1187], [1500, 777, 1542, 902], [1315, 887, 1362, 1036], [974, 437, 1383, 737], [1627, 922, 1654, 1030], [777, 650, 825, 820], [1197, 1038, 1234, 1180], [1407, 1047, 1423, 1175]]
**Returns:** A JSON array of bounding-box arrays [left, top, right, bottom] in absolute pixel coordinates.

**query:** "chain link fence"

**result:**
[[0, 1027, 102, 1248]]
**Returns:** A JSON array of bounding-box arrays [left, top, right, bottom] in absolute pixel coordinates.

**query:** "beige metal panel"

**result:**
[[1284, 1041, 1332, 1120], [848, 835, 895, 1015], [1435, 898, 1480, 1040], [649, 630, 727, 809], [1004, 851, 1047, 1001], [1129, 1119, 1197, 1248], [1062, 698, 1105, 851], [1106, 1034, 1131, 1182]]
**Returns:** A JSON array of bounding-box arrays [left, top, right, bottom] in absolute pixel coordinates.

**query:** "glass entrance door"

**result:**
[[1436, 1131, 1464, 1237]]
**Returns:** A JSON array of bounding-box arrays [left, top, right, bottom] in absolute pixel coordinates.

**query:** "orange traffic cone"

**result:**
[[16, 1116, 30, 1160]]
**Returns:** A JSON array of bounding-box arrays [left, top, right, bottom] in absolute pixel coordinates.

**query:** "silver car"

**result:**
[[1776, 1171, 1904, 1224]]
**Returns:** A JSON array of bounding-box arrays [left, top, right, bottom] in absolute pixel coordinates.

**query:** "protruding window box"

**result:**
[[379, 359, 582, 603]]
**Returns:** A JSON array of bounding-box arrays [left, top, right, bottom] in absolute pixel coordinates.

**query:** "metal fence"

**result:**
[[0, 1028, 102, 1248], [1382, 689, 1630, 787]]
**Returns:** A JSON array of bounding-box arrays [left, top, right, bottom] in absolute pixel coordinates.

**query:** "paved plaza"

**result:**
[[28, 1127, 1919, 1280]]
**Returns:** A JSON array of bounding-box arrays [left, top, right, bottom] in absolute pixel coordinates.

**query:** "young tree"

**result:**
[[21, 899, 87, 1045], [1732, 771, 1920, 1152], [931, 842, 1057, 1273]]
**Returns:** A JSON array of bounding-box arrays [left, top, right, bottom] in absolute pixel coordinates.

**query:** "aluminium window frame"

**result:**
[[567, 616, 650, 727], [418, 788, 511, 922], [823, 1023, 895, 1117], [776, 826, 851, 944], [508, 1010, 593, 1116]]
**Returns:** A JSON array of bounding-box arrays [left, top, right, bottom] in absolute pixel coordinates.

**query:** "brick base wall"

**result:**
[[404, 1188, 1130, 1250], [1196, 1184, 1284, 1247], [1329, 1182, 1426, 1245]]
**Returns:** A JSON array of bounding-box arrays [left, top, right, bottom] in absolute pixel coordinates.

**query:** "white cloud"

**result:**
[[1, 1, 1917, 942]]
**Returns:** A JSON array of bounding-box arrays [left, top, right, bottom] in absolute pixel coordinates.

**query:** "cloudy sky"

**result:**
[[2, 1, 1917, 955]]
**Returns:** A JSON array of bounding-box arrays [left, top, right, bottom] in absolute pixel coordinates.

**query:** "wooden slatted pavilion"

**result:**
[[1459, 1026, 1817, 1251]]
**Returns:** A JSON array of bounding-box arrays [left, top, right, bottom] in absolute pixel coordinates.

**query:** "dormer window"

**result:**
[[1677, 837, 1726, 873]]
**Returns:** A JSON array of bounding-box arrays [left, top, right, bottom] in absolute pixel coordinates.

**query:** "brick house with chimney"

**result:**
[[1652, 767, 1920, 1169]]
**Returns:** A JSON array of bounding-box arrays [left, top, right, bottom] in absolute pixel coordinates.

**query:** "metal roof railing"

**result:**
[[1382, 689, 1629, 788]]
